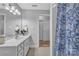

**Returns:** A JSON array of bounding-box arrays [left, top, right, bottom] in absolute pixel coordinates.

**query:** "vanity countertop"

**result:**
[[0, 34, 31, 47]]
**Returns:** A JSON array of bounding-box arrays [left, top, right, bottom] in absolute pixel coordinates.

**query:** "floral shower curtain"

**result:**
[[55, 3, 79, 56]]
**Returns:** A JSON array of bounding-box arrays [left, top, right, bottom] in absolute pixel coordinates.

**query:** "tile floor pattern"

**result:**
[[27, 47, 50, 56]]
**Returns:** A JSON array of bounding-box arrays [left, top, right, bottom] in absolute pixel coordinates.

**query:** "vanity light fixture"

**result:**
[[13, 9, 17, 15], [4, 3, 21, 15], [11, 6, 15, 10], [15, 9, 21, 15], [9, 6, 15, 12]]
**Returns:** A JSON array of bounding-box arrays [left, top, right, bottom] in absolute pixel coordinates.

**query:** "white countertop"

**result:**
[[0, 34, 31, 47]]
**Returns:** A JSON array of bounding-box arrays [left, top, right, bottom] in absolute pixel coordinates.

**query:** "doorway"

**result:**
[[39, 20, 50, 47]]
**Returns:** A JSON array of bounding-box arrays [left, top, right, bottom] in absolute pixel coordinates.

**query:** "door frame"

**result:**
[[50, 3, 57, 56], [0, 13, 6, 37], [38, 15, 50, 47]]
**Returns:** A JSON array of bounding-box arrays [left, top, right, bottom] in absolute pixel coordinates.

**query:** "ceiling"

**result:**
[[18, 3, 50, 10]]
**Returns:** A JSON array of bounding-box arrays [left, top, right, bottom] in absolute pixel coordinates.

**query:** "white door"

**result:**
[[39, 20, 50, 41]]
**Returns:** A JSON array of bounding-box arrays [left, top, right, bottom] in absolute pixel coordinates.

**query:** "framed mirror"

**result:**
[[0, 3, 22, 40]]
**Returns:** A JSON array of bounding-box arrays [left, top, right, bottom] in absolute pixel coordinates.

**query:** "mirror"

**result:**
[[0, 15, 4, 35], [0, 3, 22, 40]]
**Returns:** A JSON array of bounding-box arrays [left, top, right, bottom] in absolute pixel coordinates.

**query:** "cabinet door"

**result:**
[[17, 42, 24, 56], [24, 38, 29, 56]]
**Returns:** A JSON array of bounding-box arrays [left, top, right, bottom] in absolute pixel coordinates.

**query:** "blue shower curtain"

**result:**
[[55, 3, 79, 56]]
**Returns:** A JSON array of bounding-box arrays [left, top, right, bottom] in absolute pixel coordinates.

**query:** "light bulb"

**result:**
[[15, 9, 21, 15], [9, 10, 13, 12], [5, 6, 10, 10], [11, 6, 15, 10], [18, 12, 21, 15], [5, 4, 11, 11], [13, 12, 16, 15], [15, 9, 18, 13]]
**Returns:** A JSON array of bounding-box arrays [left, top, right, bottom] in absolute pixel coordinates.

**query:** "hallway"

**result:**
[[27, 47, 50, 56]]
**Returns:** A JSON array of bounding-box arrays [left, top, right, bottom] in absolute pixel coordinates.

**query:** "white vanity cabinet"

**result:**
[[17, 38, 30, 56], [0, 34, 31, 56]]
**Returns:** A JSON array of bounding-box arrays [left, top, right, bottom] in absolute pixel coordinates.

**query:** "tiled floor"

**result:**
[[27, 47, 50, 56], [27, 40, 50, 56]]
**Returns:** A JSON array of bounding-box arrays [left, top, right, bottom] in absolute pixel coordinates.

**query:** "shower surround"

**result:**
[[55, 3, 79, 56]]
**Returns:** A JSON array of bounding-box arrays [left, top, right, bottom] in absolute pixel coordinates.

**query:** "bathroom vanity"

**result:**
[[0, 34, 31, 56], [0, 3, 31, 56]]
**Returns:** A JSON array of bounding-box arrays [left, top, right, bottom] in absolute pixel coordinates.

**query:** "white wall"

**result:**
[[50, 4, 57, 55], [6, 15, 21, 37], [22, 15, 39, 47], [22, 10, 50, 47]]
